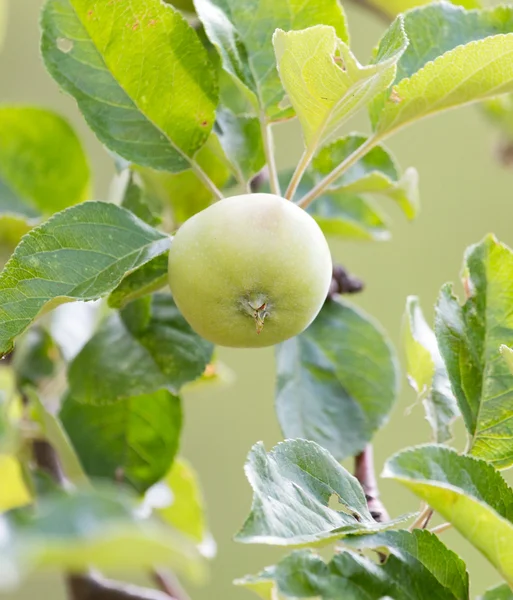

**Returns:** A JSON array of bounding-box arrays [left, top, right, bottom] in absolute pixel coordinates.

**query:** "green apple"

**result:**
[[168, 193, 332, 348]]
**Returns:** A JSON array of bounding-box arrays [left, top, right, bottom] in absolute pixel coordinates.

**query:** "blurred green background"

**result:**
[[2, 0, 513, 598]]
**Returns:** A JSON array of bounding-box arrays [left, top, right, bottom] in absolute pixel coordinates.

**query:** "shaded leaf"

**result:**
[[215, 106, 265, 184], [236, 439, 409, 547], [383, 444, 513, 586], [0, 486, 204, 590], [117, 170, 161, 227], [0, 107, 89, 219], [11, 328, 59, 388], [312, 134, 419, 220], [41, 0, 217, 171], [0, 455, 31, 512], [435, 235, 513, 468], [403, 296, 459, 443], [68, 295, 213, 405], [0, 202, 170, 357], [273, 21, 407, 149], [27, 389, 88, 486], [60, 390, 182, 494], [480, 583, 513, 600], [276, 298, 399, 461], [273, 530, 468, 600], [234, 567, 285, 600], [194, 0, 348, 120], [372, 4, 513, 134]]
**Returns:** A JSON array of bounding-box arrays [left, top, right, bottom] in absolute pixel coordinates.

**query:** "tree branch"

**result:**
[[354, 444, 389, 522], [327, 264, 364, 300], [66, 574, 175, 600]]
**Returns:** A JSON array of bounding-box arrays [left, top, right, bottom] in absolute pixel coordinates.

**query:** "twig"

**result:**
[[66, 574, 175, 600], [430, 522, 452, 535], [250, 166, 270, 193], [409, 505, 433, 531], [153, 569, 190, 600], [354, 444, 389, 522], [260, 112, 281, 196]]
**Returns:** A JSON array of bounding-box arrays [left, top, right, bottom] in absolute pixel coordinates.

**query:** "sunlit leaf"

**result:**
[[0, 107, 89, 219], [435, 235, 513, 468], [384, 444, 513, 586], [276, 298, 399, 461], [372, 4, 513, 135], [236, 439, 410, 547], [68, 295, 213, 405], [273, 20, 407, 149], [0, 455, 31, 512], [41, 0, 218, 171], [0, 202, 170, 357], [480, 583, 513, 600], [61, 390, 182, 493], [403, 296, 459, 443]]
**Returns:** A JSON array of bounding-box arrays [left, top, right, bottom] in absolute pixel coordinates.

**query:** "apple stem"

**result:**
[[260, 112, 282, 197]]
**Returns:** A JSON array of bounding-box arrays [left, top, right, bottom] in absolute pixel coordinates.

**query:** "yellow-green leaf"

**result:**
[[0, 455, 31, 512]]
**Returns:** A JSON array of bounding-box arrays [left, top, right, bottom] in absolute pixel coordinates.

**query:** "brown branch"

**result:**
[[328, 265, 364, 300], [66, 574, 175, 600], [354, 444, 389, 522]]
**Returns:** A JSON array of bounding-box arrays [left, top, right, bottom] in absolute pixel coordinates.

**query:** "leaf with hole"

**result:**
[[41, 0, 217, 172], [68, 295, 213, 405], [273, 20, 407, 151], [0, 202, 170, 357], [383, 444, 513, 586], [403, 296, 459, 443], [276, 298, 399, 461], [236, 439, 410, 546], [435, 235, 513, 467]]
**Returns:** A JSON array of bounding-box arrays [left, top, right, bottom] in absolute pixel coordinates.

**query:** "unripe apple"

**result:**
[[168, 193, 332, 348]]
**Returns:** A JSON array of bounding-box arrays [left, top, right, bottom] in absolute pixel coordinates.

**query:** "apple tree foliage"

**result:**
[[2, 0, 513, 598]]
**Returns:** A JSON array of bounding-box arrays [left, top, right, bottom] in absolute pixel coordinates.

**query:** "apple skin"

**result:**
[[168, 193, 332, 348]]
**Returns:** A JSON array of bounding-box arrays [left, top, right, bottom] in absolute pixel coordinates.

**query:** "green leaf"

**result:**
[[41, 0, 218, 172], [215, 106, 265, 184], [402, 296, 459, 443], [273, 20, 407, 150], [501, 345, 513, 375], [27, 389, 88, 487], [276, 298, 399, 461], [194, 0, 348, 120], [1, 486, 204, 589], [108, 254, 169, 310], [383, 444, 513, 587], [236, 439, 410, 547], [364, 0, 479, 20], [153, 457, 208, 544], [0, 202, 170, 357], [0, 107, 90, 219], [273, 529, 468, 600], [372, 4, 513, 135], [11, 328, 59, 388], [480, 583, 513, 600], [136, 134, 231, 226], [234, 567, 284, 600], [68, 295, 213, 405], [312, 134, 419, 220], [117, 170, 161, 228], [435, 235, 513, 468], [60, 390, 182, 494]]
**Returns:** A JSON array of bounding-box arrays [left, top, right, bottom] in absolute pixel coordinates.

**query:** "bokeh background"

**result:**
[[2, 0, 512, 598]]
